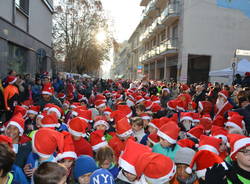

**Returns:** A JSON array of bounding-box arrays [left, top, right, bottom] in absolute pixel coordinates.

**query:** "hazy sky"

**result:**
[[102, 0, 143, 42]]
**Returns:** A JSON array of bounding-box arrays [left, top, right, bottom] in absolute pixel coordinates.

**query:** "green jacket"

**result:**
[[152, 143, 181, 161]]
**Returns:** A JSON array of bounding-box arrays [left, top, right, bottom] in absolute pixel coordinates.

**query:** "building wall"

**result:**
[[0, 0, 13, 22], [29, 0, 53, 46], [180, 0, 250, 82], [0, 0, 53, 77]]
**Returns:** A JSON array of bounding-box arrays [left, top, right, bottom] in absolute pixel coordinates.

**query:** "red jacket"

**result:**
[[214, 101, 233, 120]]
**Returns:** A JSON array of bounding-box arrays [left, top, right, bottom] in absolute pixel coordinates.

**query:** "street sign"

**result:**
[[137, 69, 142, 73], [235, 49, 250, 56], [138, 65, 143, 69]]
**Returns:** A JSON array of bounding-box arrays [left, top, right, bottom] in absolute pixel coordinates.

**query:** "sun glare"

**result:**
[[96, 31, 106, 43]]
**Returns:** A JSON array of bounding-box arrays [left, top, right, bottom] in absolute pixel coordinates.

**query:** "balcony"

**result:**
[[139, 38, 178, 63], [140, 2, 180, 42], [161, 2, 180, 24], [142, 0, 158, 18]]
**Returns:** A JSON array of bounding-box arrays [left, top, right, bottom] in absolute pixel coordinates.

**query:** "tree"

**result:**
[[52, 0, 113, 75]]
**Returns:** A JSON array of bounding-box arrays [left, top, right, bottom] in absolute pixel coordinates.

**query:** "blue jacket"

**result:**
[[11, 165, 29, 184]]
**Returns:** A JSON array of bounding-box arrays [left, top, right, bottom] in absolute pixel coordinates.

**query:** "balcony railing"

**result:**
[[161, 2, 180, 22], [140, 2, 180, 42], [142, 0, 157, 17], [139, 38, 178, 62]]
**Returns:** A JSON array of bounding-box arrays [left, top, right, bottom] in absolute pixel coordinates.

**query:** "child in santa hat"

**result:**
[[24, 105, 40, 137], [4, 113, 32, 169], [131, 117, 146, 143], [108, 117, 135, 159], [153, 121, 181, 161], [95, 146, 119, 178]]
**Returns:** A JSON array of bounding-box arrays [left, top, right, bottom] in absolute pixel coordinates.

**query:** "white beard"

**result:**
[[216, 98, 225, 110], [183, 120, 192, 131]]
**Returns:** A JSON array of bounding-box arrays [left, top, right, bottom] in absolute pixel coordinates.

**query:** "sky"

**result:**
[[101, 0, 143, 78], [101, 0, 143, 43]]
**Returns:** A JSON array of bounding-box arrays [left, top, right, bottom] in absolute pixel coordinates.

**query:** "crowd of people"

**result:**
[[0, 70, 250, 184]]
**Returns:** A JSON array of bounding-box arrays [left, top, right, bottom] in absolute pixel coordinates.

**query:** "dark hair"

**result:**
[[95, 146, 115, 166], [0, 143, 16, 177], [33, 162, 67, 184], [130, 117, 143, 127], [136, 104, 145, 112]]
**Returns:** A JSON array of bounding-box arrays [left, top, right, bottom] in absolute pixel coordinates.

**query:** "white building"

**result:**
[[138, 0, 250, 83]]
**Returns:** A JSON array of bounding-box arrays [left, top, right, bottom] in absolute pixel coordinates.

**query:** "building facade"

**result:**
[[0, 0, 53, 77], [138, 0, 250, 83]]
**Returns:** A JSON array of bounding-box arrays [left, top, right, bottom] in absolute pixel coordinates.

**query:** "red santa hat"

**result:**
[[148, 133, 160, 145], [157, 121, 180, 144], [225, 114, 244, 130], [6, 113, 25, 136], [119, 139, 151, 175], [71, 107, 86, 117], [198, 101, 213, 114], [180, 112, 193, 122], [140, 113, 152, 120], [212, 115, 225, 127], [115, 94, 123, 101], [211, 126, 228, 143], [116, 117, 133, 138], [7, 76, 17, 84], [68, 117, 88, 137], [135, 152, 176, 183], [13, 105, 27, 117], [117, 105, 132, 118], [67, 93, 74, 101], [95, 100, 106, 109], [126, 98, 135, 107], [90, 130, 108, 152], [32, 128, 64, 158], [199, 117, 212, 131], [185, 150, 226, 178], [178, 138, 197, 149], [27, 105, 40, 115], [21, 100, 33, 109], [187, 125, 204, 140], [57, 92, 66, 99], [56, 132, 77, 161], [144, 101, 153, 110], [78, 93, 85, 102], [176, 100, 187, 112], [151, 103, 161, 113], [148, 119, 163, 130], [79, 110, 92, 123], [110, 110, 126, 122], [103, 107, 112, 115], [218, 90, 229, 99], [228, 134, 250, 160], [95, 94, 106, 102], [198, 135, 222, 155], [135, 95, 144, 104], [192, 113, 200, 123], [42, 84, 53, 96], [93, 119, 109, 130], [202, 114, 212, 121], [181, 84, 189, 91], [0, 135, 13, 148], [41, 113, 59, 128], [151, 96, 160, 104], [167, 100, 177, 111], [47, 104, 62, 119]]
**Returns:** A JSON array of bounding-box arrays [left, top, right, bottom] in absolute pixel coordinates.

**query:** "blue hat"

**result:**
[[90, 169, 115, 184], [73, 155, 98, 181]]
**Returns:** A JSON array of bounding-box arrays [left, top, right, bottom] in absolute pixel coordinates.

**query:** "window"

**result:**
[[8, 43, 28, 74], [172, 25, 178, 39], [160, 30, 166, 41], [16, 0, 29, 15]]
